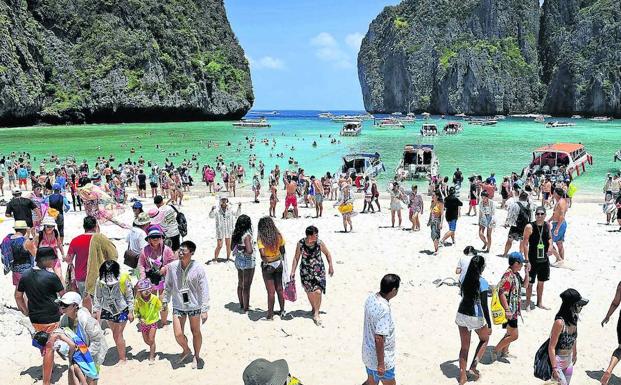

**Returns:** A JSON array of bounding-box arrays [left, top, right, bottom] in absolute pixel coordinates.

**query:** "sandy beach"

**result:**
[[0, 183, 618, 385]]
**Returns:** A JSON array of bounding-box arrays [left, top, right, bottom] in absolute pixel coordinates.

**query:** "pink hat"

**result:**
[[147, 208, 159, 218]]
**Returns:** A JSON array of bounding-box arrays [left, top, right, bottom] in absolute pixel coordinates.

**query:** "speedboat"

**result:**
[[546, 121, 576, 128], [469, 119, 497, 126], [494, 115, 506, 120], [401, 113, 416, 122], [422, 112, 431, 120], [420, 123, 438, 136], [571, 115, 583, 119], [232, 118, 271, 128], [340, 121, 362, 136], [374, 118, 405, 129], [590, 116, 613, 122], [534, 115, 545, 123], [341, 153, 385, 180], [395, 144, 439, 180], [528, 143, 593, 180], [455, 113, 468, 118], [318, 112, 333, 119], [443, 121, 463, 134]]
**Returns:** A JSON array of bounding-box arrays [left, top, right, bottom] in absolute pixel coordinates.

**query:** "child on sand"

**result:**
[[134, 279, 162, 363]]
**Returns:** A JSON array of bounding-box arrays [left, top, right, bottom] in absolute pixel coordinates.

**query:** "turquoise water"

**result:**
[[1, 111, 619, 193]]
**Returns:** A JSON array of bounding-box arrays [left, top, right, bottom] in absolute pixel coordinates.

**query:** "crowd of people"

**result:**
[[0, 147, 617, 385]]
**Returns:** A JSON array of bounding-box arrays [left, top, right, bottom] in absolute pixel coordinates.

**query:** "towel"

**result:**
[[85, 233, 118, 295]]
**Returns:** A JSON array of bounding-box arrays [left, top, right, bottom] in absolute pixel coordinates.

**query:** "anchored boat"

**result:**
[[395, 144, 439, 180], [340, 121, 362, 136], [341, 153, 385, 180], [443, 122, 463, 135], [528, 143, 593, 180], [232, 118, 271, 128], [420, 123, 438, 136], [374, 118, 405, 129]]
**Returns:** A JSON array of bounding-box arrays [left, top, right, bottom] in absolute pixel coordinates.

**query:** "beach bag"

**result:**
[[170, 205, 188, 238], [284, 278, 297, 302], [123, 244, 139, 269], [338, 202, 353, 214], [65, 263, 78, 292], [1, 234, 13, 275], [491, 287, 507, 325], [533, 338, 552, 380]]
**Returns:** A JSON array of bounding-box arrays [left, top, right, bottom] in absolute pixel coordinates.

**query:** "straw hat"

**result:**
[[41, 216, 57, 227], [133, 212, 151, 226], [13, 220, 28, 230]]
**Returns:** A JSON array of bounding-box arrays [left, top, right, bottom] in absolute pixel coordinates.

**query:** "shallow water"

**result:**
[[1, 111, 619, 193]]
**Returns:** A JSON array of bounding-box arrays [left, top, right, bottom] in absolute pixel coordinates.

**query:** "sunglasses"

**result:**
[[535, 213, 545, 216], [59, 303, 73, 309], [148, 236, 163, 240], [44, 225, 55, 228]]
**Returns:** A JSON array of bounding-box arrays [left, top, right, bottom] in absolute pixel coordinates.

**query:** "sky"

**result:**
[[225, 1, 399, 110]]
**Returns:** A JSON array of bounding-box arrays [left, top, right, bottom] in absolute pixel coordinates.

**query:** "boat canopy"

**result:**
[[404, 144, 434, 151], [343, 153, 380, 162], [534, 143, 584, 154]]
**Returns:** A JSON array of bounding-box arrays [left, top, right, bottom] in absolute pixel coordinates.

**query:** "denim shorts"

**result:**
[[366, 366, 395, 382], [448, 219, 457, 232]]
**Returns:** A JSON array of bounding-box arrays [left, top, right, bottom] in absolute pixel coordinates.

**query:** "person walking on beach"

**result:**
[[66, 216, 98, 311], [547, 289, 587, 385], [455, 255, 491, 384], [542, 178, 552, 208], [312, 176, 324, 218], [290, 225, 334, 326], [269, 180, 278, 218], [407, 185, 423, 231], [371, 178, 381, 212], [2, 220, 35, 305], [522, 206, 554, 310], [502, 191, 531, 258], [441, 187, 462, 246], [477, 191, 495, 253], [388, 182, 405, 227], [93, 260, 134, 364], [549, 187, 568, 264], [6, 188, 40, 236], [208, 196, 241, 263], [58, 291, 108, 384], [466, 177, 477, 216], [153, 195, 181, 251], [335, 183, 354, 233], [428, 192, 443, 254], [600, 281, 621, 384], [257, 216, 287, 320], [232, 215, 255, 313], [283, 176, 298, 219], [15, 247, 64, 385], [491, 252, 524, 362], [134, 279, 162, 363], [362, 273, 400, 385], [163, 241, 210, 369]]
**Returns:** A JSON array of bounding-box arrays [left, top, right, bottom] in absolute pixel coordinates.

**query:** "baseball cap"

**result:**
[[12, 188, 21, 195], [55, 291, 82, 307], [145, 228, 164, 240], [508, 252, 525, 265], [560, 288, 589, 307], [132, 201, 143, 210], [52, 183, 61, 191]]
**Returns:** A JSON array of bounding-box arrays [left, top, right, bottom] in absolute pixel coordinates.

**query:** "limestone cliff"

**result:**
[[0, 0, 253, 126]]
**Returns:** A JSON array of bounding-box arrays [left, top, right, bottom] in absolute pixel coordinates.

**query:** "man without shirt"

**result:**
[[548, 188, 568, 263]]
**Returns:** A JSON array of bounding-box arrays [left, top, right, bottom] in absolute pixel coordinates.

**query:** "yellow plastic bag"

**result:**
[[47, 207, 59, 219], [491, 287, 507, 325], [338, 203, 353, 214], [567, 183, 577, 198]]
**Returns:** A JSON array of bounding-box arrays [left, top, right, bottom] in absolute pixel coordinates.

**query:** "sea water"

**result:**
[[1, 111, 619, 194]]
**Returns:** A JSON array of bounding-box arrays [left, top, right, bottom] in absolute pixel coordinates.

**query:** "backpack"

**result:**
[[1, 234, 14, 274], [515, 202, 531, 231], [533, 338, 552, 380], [170, 205, 188, 238]]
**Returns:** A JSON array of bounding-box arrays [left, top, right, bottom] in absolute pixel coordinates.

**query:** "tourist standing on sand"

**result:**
[[269, 180, 278, 218], [547, 289, 587, 385], [208, 196, 241, 263], [388, 182, 405, 227], [523, 206, 555, 310], [6, 187, 40, 236], [407, 185, 423, 231], [549, 187, 568, 264], [15, 247, 64, 385], [477, 191, 495, 253], [312, 176, 324, 218], [163, 241, 210, 369], [93, 260, 134, 363], [257, 216, 286, 320], [542, 177, 552, 208], [455, 255, 491, 384], [466, 177, 478, 217], [35, 216, 64, 281], [600, 281, 621, 384], [231, 215, 255, 313], [252, 173, 261, 203], [153, 195, 181, 251], [428, 192, 443, 254], [362, 273, 400, 385], [290, 225, 334, 326], [66, 216, 98, 311], [283, 176, 298, 219], [3, 220, 36, 306], [335, 183, 354, 233], [491, 252, 524, 362], [441, 187, 462, 246], [58, 291, 108, 384], [149, 168, 159, 198], [371, 178, 381, 212], [502, 191, 531, 258]]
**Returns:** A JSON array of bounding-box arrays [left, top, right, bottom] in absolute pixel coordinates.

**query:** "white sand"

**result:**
[[0, 184, 617, 385]]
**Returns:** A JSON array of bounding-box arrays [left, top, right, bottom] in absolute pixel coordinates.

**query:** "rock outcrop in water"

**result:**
[[540, 0, 621, 116], [358, 0, 542, 115], [0, 0, 253, 126], [359, 0, 621, 117]]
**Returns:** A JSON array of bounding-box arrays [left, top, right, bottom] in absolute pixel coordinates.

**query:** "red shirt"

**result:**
[[67, 233, 94, 281]]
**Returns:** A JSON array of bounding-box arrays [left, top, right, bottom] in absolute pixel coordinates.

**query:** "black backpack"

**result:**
[[515, 202, 531, 231], [170, 205, 188, 238]]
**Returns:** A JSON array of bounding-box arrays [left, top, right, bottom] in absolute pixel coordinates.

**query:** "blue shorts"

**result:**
[[448, 219, 457, 232], [366, 366, 395, 382], [552, 221, 567, 242]]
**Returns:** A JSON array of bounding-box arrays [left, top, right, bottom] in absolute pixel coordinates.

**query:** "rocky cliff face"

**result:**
[[359, 0, 621, 117], [358, 0, 542, 115], [0, 0, 253, 126], [540, 0, 621, 116]]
